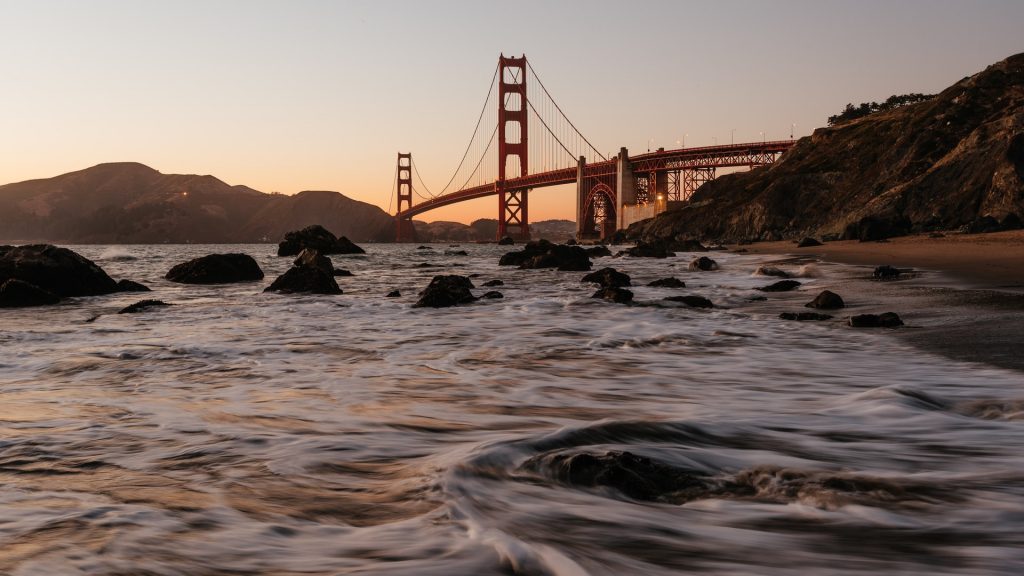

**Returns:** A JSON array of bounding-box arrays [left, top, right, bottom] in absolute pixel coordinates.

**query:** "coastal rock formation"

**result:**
[[623, 241, 674, 258], [165, 254, 264, 284], [0, 278, 60, 308], [758, 280, 802, 292], [118, 299, 171, 314], [849, 312, 904, 327], [753, 265, 791, 278], [582, 267, 631, 288], [664, 295, 714, 308], [277, 225, 365, 257], [631, 53, 1024, 244], [293, 248, 335, 275], [647, 277, 685, 288], [414, 275, 477, 308], [264, 267, 341, 295], [592, 286, 634, 304], [499, 240, 592, 271], [806, 290, 845, 310], [116, 279, 150, 292], [0, 244, 119, 297], [688, 256, 719, 271]]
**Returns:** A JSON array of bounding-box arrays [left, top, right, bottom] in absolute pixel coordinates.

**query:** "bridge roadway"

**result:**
[[396, 140, 795, 221]]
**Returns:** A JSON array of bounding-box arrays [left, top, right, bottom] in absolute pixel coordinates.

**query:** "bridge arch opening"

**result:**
[[581, 183, 616, 239]]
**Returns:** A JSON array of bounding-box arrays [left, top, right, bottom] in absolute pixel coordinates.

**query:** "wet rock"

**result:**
[[873, 265, 903, 280], [481, 279, 504, 287], [293, 248, 334, 275], [413, 275, 477, 308], [277, 224, 365, 256], [482, 291, 504, 299], [497, 236, 515, 246], [521, 450, 711, 502], [445, 250, 468, 256], [333, 269, 354, 277], [264, 267, 341, 295], [591, 286, 634, 304], [585, 245, 612, 257], [780, 312, 833, 321], [499, 240, 591, 271], [165, 253, 264, 284], [415, 262, 439, 268], [849, 312, 904, 328], [118, 299, 171, 314], [806, 290, 845, 309], [624, 241, 674, 258], [758, 280, 802, 292], [796, 237, 822, 247], [663, 295, 713, 308], [0, 244, 119, 297], [116, 279, 150, 292], [416, 245, 432, 250], [688, 256, 719, 271], [565, 238, 578, 245], [647, 277, 685, 288], [753, 265, 791, 278], [386, 290, 401, 298], [0, 278, 60, 308], [582, 267, 631, 288]]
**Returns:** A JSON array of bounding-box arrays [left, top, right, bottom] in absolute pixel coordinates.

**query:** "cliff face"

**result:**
[[0, 163, 394, 243], [633, 53, 1024, 244]]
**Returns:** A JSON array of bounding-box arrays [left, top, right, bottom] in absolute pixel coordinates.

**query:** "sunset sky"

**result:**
[[2, 0, 1022, 223]]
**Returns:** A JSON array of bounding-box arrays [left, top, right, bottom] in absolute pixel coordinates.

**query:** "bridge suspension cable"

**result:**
[[526, 60, 607, 164]]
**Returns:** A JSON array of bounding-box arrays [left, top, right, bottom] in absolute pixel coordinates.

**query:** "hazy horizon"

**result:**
[[2, 0, 1022, 224]]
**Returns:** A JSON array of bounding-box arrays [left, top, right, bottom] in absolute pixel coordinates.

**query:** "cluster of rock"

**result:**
[[276, 225, 365, 257], [412, 275, 503, 308], [264, 248, 343, 295], [499, 240, 592, 271], [0, 244, 150, 308]]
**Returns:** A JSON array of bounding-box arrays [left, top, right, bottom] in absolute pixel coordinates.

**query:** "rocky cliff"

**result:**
[[632, 53, 1024, 244]]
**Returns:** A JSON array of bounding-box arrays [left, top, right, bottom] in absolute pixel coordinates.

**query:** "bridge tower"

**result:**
[[497, 54, 529, 241], [395, 153, 415, 242]]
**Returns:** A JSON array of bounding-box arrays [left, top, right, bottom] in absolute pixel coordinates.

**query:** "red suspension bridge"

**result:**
[[394, 54, 794, 242]]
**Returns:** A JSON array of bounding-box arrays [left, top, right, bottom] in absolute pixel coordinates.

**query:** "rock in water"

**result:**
[[118, 299, 171, 314], [582, 267, 631, 288], [0, 278, 61, 308], [264, 267, 341, 295], [499, 240, 591, 271], [591, 286, 634, 304], [481, 279, 504, 287], [625, 241, 674, 258], [797, 237, 822, 247], [0, 244, 119, 297], [806, 290, 845, 309], [873, 265, 902, 280], [585, 245, 612, 257], [116, 279, 150, 292], [753, 265, 791, 278], [482, 291, 504, 299], [663, 295, 714, 308], [849, 312, 904, 328], [386, 290, 401, 298], [293, 248, 335, 275], [758, 280, 802, 292], [647, 277, 685, 288], [780, 312, 833, 321], [277, 225, 365, 256], [414, 275, 477, 308], [333, 269, 354, 277], [497, 236, 515, 245], [688, 256, 719, 271], [166, 254, 264, 284]]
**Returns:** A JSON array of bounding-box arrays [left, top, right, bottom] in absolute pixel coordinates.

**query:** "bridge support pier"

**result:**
[[575, 156, 586, 239], [615, 147, 636, 232], [395, 153, 415, 242]]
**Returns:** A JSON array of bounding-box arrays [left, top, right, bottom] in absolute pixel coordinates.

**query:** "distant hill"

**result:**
[[0, 163, 396, 243], [632, 52, 1024, 244], [413, 218, 576, 242]]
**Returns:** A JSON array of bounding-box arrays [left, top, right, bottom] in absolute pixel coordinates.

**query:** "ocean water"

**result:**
[[1, 243, 1022, 575]]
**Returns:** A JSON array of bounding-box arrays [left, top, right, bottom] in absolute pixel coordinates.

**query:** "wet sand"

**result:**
[[734, 230, 1024, 372]]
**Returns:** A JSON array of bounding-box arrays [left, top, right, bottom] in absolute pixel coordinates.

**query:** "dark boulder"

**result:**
[[849, 312, 904, 328], [664, 295, 713, 308], [843, 215, 912, 242], [585, 245, 612, 257], [647, 277, 685, 288], [688, 256, 719, 271], [166, 254, 264, 284], [333, 269, 354, 277], [758, 280, 802, 292], [780, 312, 833, 321], [669, 239, 707, 252], [293, 248, 334, 275], [116, 279, 151, 292], [416, 245, 432, 250], [0, 244, 119, 297], [277, 225, 365, 256], [118, 299, 171, 314], [482, 291, 504, 299], [797, 237, 822, 248], [386, 290, 401, 298], [414, 275, 477, 308], [873, 265, 903, 280], [565, 238, 578, 246], [482, 279, 504, 287], [497, 236, 515, 246], [264, 267, 341, 295], [0, 279, 60, 308], [520, 450, 710, 502], [806, 290, 845, 309], [625, 241, 674, 258], [499, 240, 591, 271], [591, 286, 634, 304], [754, 265, 790, 278], [582, 267, 631, 288], [445, 250, 469, 256]]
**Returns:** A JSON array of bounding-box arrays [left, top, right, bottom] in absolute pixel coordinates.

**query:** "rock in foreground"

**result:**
[[118, 300, 171, 314], [414, 275, 477, 308], [582, 267, 631, 288], [277, 225, 365, 256], [264, 267, 341, 295], [591, 286, 634, 304], [166, 254, 264, 284], [758, 280, 802, 292], [0, 278, 60, 308], [806, 290, 845, 309], [647, 277, 685, 288], [849, 312, 904, 328], [0, 244, 119, 297], [688, 256, 719, 271], [499, 240, 591, 271]]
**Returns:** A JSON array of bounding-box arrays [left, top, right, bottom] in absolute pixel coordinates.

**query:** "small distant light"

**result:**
[[657, 194, 665, 201], [182, 192, 188, 197]]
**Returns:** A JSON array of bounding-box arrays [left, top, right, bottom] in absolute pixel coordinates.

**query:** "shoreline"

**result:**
[[733, 231, 1024, 372]]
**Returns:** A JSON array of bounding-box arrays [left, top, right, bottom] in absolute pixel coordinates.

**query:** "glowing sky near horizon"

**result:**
[[1, 0, 1022, 223]]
